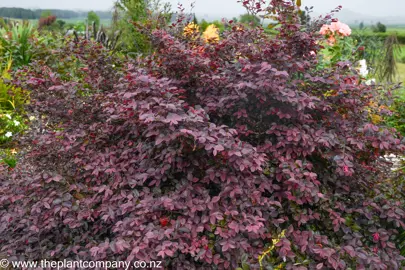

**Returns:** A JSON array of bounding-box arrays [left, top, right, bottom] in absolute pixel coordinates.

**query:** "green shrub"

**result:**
[[386, 90, 405, 136], [0, 150, 17, 168], [0, 58, 28, 171], [73, 21, 86, 32], [0, 58, 28, 112], [355, 31, 405, 44], [239, 13, 261, 27], [55, 19, 66, 30], [0, 112, 26, 144], [113, 0, 171, 54]]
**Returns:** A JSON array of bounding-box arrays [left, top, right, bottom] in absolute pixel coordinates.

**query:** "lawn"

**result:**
[[397, 62, 405, 84]]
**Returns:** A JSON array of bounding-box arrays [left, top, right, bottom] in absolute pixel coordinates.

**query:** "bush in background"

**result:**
[[239, 13, 261, 27], [387, 91, 405, 136], [87, 11, 100, 30], [373, 22, 387, 33], [38, 15, 57, 29]]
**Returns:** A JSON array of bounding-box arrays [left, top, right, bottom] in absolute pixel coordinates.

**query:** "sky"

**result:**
[[0, 0, 404, 17]]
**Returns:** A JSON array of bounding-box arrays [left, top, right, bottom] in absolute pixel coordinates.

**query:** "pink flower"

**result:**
[[330, 21, 351, 36], [319, 24, 332, 35], [327, 35, 336, 45], [319, 21, 351, 40], [343, 166, 349, 173], [372, 232, 380, 242]]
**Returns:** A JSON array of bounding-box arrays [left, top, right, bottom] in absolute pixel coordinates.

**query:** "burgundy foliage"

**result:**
[[38, 15, 57, 29], [1, 1, 405, 269]]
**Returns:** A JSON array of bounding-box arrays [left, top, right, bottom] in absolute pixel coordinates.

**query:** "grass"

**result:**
[[351, 27, 405, 45], [397, 62, 405, 84]]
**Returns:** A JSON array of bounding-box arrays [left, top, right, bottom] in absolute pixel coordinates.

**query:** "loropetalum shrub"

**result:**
[[1, 0, 405, 269]]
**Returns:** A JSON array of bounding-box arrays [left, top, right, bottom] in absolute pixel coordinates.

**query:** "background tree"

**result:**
[[113, 0, 149, 52], [373, 21, 387, 33], [87, 11, 100, 29], [239, 13, 261, 27], [359, 21, 364, 30]]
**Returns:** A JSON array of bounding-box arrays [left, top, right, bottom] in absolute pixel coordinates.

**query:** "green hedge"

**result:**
[[353, 32, 405, 44]]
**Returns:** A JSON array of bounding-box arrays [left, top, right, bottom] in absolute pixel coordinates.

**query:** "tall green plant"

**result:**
[[113, 0, 171, 54], [376, 35, 401, 83], [114, 0, 150, 53], [0, 22, 34, 68]]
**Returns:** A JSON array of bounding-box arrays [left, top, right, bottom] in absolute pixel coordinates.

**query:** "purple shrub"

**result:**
[[1, 1, 405, 269]]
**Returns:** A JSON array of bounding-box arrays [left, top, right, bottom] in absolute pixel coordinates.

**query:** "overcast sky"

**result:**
[[1, 0, 403, 17]]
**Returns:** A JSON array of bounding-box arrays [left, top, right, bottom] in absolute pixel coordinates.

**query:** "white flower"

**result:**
[[357, 59, 368, 77], [13, 120, 20, 126], [365, 78, 376, 85], [5, 132, 12, 138], [29, 116, 36, 121], [5, 114, 11, 119], [112, 64, 116, 68]]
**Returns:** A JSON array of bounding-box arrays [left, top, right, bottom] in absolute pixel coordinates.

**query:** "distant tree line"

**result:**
[[0, 7, 111, 20]]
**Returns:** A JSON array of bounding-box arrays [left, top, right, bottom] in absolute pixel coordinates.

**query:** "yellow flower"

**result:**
[[203, 24, 219, 43], [183, 22, 200, 38], [370, 114, 382, 124]]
